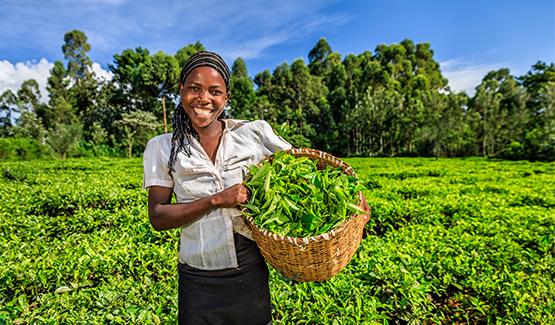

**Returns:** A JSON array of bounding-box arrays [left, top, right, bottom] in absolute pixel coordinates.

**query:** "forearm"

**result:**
[[149, 195, 221, 231]]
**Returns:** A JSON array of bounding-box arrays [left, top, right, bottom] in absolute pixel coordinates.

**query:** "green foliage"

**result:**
[[271, 122, 312, 148], [0, 157, 553, 323], [11, 111, 47, 142], [113, 110, 159, 158], [0, 90, 18, 136], [0, 138, 53, 160], [243, 152, 365, 237], [46, 122, 83, 159], [469, 69, 529, 157], [2, 31, 554, 160], [229, 58, 256, 119], [174, 41, 205, 68]]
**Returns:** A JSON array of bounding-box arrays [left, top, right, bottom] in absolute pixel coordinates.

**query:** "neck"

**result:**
[[194, 119, 224, 139]]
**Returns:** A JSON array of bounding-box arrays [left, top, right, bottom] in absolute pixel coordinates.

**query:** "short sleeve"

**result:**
[[142, 135, 174, 190], [257, 120, 292, 153]]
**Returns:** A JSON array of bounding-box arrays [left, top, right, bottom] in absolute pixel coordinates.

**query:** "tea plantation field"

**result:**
[[0, 157, 554, 323]]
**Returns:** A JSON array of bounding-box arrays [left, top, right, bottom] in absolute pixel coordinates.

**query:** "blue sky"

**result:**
[[0, 0, 553, 100]]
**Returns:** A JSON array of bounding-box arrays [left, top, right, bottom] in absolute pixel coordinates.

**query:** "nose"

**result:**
[[197, 89, 210, 102]]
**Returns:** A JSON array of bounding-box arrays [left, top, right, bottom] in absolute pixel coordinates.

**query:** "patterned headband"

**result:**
[[179, 51, 231, 91]]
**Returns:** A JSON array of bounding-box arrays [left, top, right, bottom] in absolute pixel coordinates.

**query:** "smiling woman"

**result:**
[[180, 66, 228, 130], [142, 51, 292, 324]]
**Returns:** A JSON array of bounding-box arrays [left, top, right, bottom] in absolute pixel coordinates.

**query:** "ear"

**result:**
[[179, 84, 184, 96]]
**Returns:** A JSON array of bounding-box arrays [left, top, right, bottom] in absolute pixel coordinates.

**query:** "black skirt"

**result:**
[[178, 233, 272, 325]]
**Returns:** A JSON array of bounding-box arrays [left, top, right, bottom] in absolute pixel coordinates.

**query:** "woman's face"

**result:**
[[180, 66, 228, 131]]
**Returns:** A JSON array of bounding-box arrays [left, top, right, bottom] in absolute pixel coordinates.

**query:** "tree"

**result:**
[[61, 30, 106, 141], [12, 112, 47, 142], [470, 69, 528, 157], [518, 62, 555, 160], [265, 59, 330, 149], [0, 90, 17, 136], [17, 79, 42, 112], [290, 59, 331, 151], [520, 61, 555, 118], [46, 122, 83, 159], [63, 30, 92, 80], [175, 42, 205, 68], [520, 81, 555, 160], [113, 110, 159, 157], [346, 86, 404, 156], [109, 48, 179, 120], [229, 58, 255, 119], [45, 61, 74, 128], [308, 38, 332, 76], [12, 79, 47, 142]]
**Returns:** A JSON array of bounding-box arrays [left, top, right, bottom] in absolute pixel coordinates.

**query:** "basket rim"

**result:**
[[241, 148, 370, 245]]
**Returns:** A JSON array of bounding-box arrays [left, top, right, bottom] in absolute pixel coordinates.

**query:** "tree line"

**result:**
[[1, 30, 554, 160]]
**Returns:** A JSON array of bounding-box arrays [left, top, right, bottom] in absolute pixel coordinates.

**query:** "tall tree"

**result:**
[[110, 48, 179, 116], [45, 61, 74, 128], [470, 69, 528, 156], [519, 62, 555, 160], [63, 30, 93, 81], [12, 79, 47, 142], [0, 90, 17, 136], [17, 79, 42, 112], [229, 58, 255, 119], [113, 110, 159, 157], [308, 38, 332, 76], [175, 42, 205, 68], [520, 61, 555, 118], [46, 122, 83, 158], [62, 30, 101, 137]]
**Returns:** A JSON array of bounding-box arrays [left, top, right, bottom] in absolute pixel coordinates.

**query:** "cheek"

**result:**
[[213, 97, 227, 108], [182, 94, 195, 106]]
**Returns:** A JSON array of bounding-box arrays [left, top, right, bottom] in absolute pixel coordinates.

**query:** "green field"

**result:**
[[1, 157, 554, 323]]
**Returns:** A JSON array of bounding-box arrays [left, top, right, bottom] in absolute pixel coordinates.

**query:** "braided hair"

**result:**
[[167, 51, 231, 175]]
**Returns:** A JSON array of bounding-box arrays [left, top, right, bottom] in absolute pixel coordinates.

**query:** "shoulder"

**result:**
[[147, 133, 172, 146], [145, 133, 173, 154], [224, 119, 272, 134]]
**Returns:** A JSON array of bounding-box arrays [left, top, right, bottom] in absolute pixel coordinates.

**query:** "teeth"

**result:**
[[193, 107, 213, 116]]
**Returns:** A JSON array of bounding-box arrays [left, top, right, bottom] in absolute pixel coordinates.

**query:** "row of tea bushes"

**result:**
[[1, 157, 553, 323]]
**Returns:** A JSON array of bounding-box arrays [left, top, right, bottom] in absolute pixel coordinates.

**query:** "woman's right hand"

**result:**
[[148, 184, 249, 231], [211, 184, 249, 208]]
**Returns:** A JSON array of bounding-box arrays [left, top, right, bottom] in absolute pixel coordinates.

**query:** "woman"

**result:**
[[143, 51, 291, 324]]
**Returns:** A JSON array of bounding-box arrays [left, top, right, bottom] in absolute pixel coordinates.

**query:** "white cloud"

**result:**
[[91, 62, 113, 81], [226, 34, 291, 60], [0, 0, 352, 71], [0, 59, 52, 102], [216, 7, 352, 61], [0, 59, 113, 103], [440, 58, 502, 96]]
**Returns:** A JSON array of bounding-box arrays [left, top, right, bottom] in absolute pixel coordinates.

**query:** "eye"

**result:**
[[188, 86, 200, 92], [210, 90, 223, 96]]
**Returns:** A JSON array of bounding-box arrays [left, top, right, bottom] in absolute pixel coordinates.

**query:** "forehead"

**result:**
[[184, 66, 225, 85]]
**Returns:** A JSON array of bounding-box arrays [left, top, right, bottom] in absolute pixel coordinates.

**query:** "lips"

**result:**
[[192, 107, 215, 116]]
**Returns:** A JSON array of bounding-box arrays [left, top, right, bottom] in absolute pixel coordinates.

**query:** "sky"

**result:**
[[0, 0, 553, 101]]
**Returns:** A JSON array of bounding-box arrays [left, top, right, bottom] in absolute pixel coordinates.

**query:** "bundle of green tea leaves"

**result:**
[[242, 151, 366, 237]]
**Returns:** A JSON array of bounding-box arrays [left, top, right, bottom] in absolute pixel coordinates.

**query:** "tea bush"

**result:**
[[0, 157, 553, 323]]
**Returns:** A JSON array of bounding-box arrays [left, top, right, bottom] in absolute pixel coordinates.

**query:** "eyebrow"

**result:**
[[188, 82, 224, 89]]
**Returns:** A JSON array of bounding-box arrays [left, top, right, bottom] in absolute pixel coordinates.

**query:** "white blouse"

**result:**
[[143, 119, 291, 270]]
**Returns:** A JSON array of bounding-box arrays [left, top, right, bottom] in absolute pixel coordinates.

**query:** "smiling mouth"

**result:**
[[193, 107, 215, 116]]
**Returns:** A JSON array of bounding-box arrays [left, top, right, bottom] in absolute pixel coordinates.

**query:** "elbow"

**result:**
[[148, 209, 165, 231], [150, 218, 164, 231]]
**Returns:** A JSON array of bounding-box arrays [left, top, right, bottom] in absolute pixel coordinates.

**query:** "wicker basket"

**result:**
[[243, 148, 370, 282]]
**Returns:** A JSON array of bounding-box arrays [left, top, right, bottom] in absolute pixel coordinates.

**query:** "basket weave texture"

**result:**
[[243, 148, 370, 282]]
